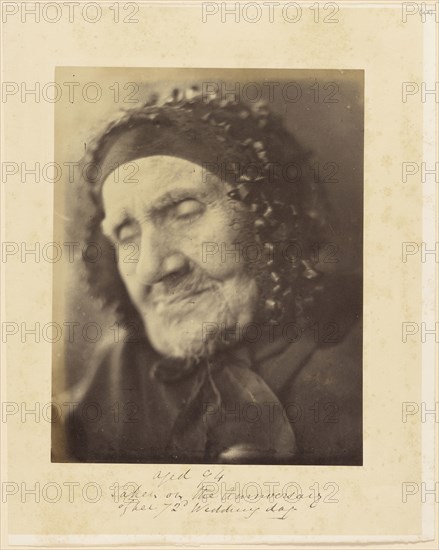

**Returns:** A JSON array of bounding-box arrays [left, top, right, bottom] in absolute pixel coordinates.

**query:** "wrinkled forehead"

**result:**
[[102, 155, 223, 212]]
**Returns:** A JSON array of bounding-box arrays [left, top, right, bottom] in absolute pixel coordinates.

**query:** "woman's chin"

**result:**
[[141, 285, 259, 360]]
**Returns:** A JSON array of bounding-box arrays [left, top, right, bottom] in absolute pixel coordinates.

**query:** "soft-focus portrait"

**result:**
[[52, 69, 363, 465]]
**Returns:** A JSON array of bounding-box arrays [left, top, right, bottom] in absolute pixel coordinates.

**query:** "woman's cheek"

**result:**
[[181, 211, 249, 275], [115, 241, 140, 278]]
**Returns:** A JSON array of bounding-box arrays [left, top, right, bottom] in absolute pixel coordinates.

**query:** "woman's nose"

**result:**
[[135, 225, 189, 286]]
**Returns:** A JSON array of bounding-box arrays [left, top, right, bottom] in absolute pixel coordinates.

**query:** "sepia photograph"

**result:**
[[52, 68, 364, 466], [2, 2, 436, 546]]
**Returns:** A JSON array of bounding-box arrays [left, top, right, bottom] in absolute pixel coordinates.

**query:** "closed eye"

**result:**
[[174, 198, 205, 221], [109, 198, 205, 240], [115, 220, 141, 243]]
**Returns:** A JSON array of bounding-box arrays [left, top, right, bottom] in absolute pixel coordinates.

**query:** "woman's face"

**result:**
[[102, 155, 262, 359]]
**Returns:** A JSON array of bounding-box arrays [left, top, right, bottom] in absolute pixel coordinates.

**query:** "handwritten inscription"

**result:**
[[109, 469, 338, 520]]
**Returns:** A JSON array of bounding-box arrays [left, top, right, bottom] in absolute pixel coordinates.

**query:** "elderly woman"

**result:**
[[59, 87, 362, 464]]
